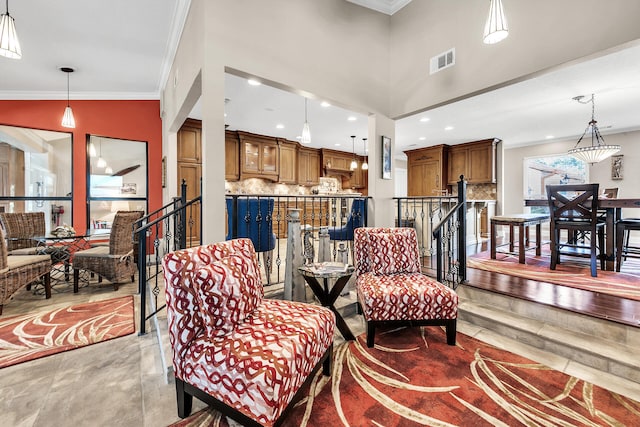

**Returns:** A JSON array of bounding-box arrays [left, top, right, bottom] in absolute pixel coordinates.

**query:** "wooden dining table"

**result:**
[[524, 198, 640, 270]]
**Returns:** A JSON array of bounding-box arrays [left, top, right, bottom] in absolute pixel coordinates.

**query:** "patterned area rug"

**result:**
[[170, 327, 640, 426], [468, 247, 640, 301], [0, 296, 135, 369]]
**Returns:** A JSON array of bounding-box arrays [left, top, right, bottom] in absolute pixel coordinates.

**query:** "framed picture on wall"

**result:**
[[611, 154, 623, 180], [382, 136, 392, 179]]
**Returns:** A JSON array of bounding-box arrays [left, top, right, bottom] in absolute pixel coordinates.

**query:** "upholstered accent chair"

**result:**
[[0, 212, 46, 255], [353, 227, 458, 348], [0, 227, 52, 315], [162, 238, 335, 427], [72, 211, 144, 293]]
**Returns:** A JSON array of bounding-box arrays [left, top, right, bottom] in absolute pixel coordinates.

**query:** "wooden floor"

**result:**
[[461, 240, 640, 328]]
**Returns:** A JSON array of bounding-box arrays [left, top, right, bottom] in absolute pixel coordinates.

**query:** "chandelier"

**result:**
[[567, 94, 620, 164]]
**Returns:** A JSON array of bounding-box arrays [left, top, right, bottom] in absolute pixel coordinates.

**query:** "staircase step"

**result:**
[[458, 298, 640, 384]]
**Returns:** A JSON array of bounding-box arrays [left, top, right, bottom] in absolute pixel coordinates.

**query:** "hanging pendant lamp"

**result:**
[[301, 98, 311, 144], [568, 94, 620, 164], [349, 135, 358, 170], [0, 0, 21, 59], [61, 67, 76, 128], [483, 0, 508, 44], [361, 138, 369, 170]]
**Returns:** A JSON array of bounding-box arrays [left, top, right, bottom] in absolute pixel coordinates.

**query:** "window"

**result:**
[[524, 154, 588, 213], [87, 135, 147, 230], [0, 125, 73, 233]]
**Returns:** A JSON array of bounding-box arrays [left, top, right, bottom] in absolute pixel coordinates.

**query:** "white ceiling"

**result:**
[[2, 0, 640, 159]]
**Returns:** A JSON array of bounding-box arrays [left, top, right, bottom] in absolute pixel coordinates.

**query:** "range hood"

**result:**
[[324, 166, 353, 178]]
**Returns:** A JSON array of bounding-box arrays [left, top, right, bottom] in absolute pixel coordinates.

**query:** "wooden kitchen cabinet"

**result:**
[[405, 145, 448, 196], [225, 130, 240, 181], [298, 147, 320, 186], [447, 138, 499, 184], [347, 155, 367, 189], [238, 131, 279, 181], [177, 118, 201, 163], [278, 139, 298, 184]]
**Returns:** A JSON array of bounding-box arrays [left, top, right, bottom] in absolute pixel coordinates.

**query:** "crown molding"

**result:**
[[157, 0, 192, 94], [345, 0, 412, 15], [0, 91, 160, 101]]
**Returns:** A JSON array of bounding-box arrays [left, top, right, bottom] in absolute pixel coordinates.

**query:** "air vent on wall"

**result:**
[[430, 48, 455, 75]]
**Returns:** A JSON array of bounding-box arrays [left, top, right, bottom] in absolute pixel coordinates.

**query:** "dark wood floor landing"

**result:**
[[462, 242, 640, 328]]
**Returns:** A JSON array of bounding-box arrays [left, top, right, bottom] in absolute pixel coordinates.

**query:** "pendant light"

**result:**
[[301, 98, 311, 144], [483, 0, 508, 44], [61, 67, 76, 128], [361, 138, 368, 170], [349, 135, 358, 171], [104, 166, 113, 175], [0, 0, 21, 59], [568, 94, 621, 164], [89, 141, 97, 157]]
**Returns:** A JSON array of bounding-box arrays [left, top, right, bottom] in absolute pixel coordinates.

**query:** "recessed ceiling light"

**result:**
[[419, 117, 430, 122], [545, 135, 554, 139], [321, 101, 331, 107], [296, 136, 302, 139], [347, 116, 357, 121], [334, 143, 341, 146], [247, 79, 261, 86], [444, 126, 454, 131], [419, 136, 426, 141], [276, 124, 284, 129]]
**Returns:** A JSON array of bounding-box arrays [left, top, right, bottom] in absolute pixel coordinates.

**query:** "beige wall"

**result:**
[[162, 0, 640, 241], [390, 0, 640, 118], [503, 130, 640, 217]]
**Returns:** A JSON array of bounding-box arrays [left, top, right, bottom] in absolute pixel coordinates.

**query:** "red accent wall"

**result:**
[[0, 100, 162, 230]]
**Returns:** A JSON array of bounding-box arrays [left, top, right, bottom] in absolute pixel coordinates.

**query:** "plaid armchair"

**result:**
[[353, 227, 458, 347], [162, 238, 335, 427], [0, 227, 52, 315]]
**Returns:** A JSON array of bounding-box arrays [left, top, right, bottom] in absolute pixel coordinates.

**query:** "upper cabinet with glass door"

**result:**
[[238, 131, 279, 181], [0, 125, 73, 234]]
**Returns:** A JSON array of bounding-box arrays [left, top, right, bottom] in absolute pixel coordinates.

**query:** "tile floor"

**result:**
[[1, 275, 639, 427]]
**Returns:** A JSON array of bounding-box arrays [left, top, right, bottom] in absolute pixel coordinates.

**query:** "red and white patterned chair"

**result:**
[[353, 227, 458, 347], [162, 238, 335, 427]]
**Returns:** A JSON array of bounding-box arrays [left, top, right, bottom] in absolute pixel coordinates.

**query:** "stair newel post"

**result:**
[[457, 175, 467, 283], [138, 225, 148, 335]]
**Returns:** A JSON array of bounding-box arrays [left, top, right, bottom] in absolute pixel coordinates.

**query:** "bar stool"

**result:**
[[615, 218, 640, 271]]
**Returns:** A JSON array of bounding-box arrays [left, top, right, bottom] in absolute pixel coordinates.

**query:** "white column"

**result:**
[[367, 114, 396, 227], [284, 208, 305, 301]]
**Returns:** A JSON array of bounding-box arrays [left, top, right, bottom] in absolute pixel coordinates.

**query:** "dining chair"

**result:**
[[328, 198, 367, 241], [615, 218, 640, 271], [0, 212, 46, 255], [72, 211, 144, 292], [546, 183, 605, 277], [225, 197, 277, 284]]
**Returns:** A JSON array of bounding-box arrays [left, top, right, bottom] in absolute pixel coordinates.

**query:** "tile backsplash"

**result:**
[[226, 177, 344, 195], [450, 183, 497, 200]]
